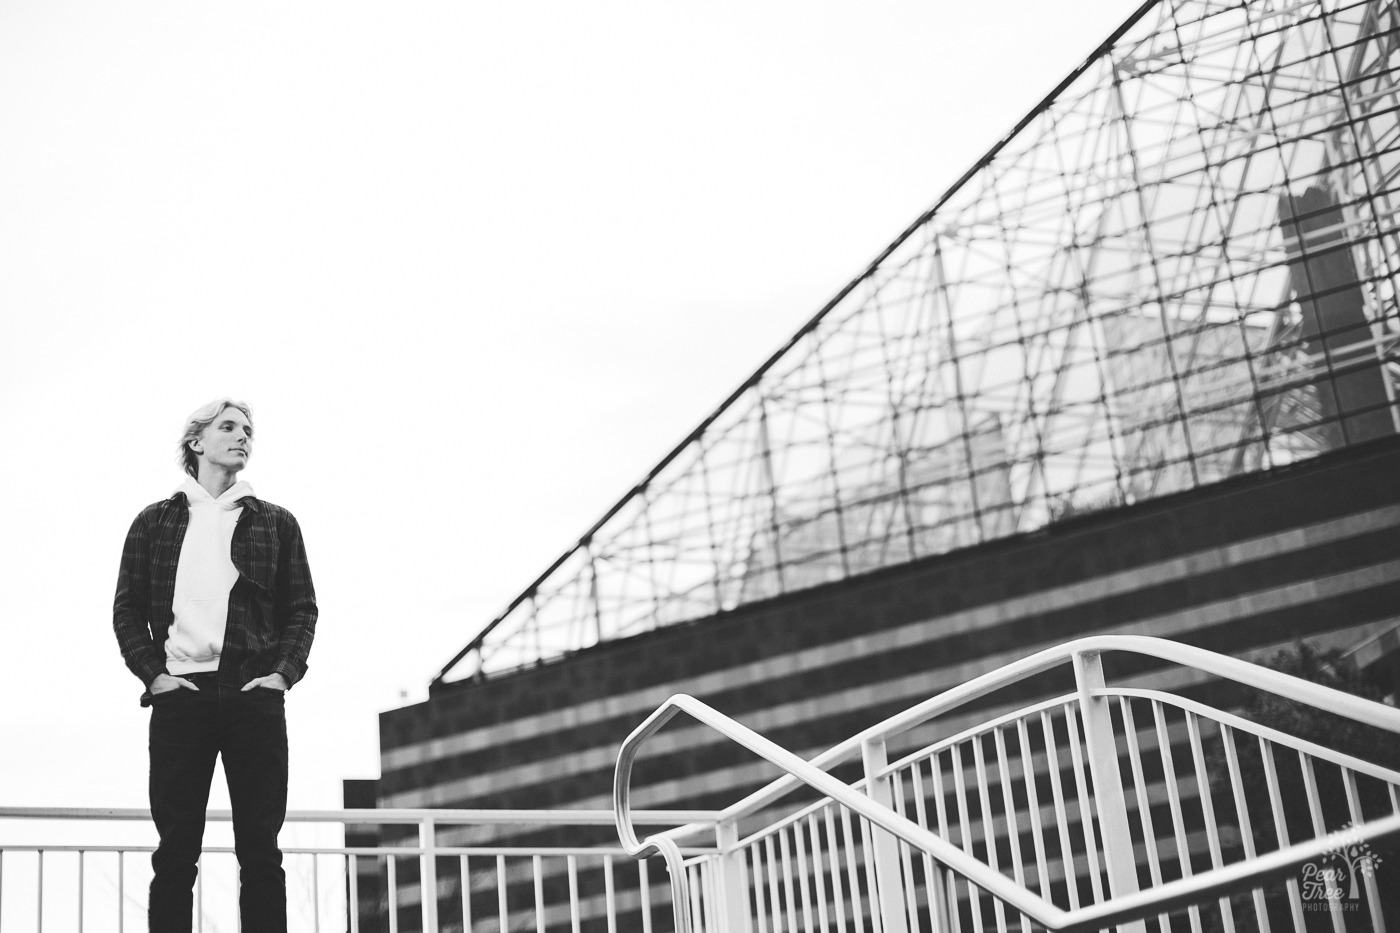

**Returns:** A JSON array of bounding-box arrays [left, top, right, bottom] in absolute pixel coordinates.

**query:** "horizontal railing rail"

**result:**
[[0, 806, 718, 824], [0, 806, 722, 933], [614, 635, 1400, 933]]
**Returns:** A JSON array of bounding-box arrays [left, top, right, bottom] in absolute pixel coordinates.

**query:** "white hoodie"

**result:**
[[165, 476, 254, 674]]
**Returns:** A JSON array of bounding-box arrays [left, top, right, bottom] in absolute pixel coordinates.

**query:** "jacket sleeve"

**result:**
[[271, 511, 318, 687], [112, 511, 169, 687]]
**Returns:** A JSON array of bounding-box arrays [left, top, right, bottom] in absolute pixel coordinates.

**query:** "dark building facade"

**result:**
[[379, 437, 1400, 820]]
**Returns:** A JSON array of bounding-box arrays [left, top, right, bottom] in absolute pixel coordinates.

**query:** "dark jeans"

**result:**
[[148, 671, 288, 933]]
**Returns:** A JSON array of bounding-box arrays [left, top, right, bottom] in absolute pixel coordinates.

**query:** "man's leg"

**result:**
[[223, 685, 289, 932], [148, 689, 219, 933]]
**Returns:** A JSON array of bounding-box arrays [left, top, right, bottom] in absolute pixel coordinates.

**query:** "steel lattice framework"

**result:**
[[436, 0, 1400, 685]]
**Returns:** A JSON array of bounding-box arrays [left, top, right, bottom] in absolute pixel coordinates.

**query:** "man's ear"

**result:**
[[189, 439, 202, 453]]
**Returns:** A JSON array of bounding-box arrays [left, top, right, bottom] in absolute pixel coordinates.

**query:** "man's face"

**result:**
[[194, 406, 253, 473]]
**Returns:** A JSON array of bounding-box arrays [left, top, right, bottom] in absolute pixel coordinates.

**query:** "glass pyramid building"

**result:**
[[435, 0, 1400, 685]]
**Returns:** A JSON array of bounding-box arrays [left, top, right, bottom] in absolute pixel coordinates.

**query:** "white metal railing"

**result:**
[[614, 635, 1400, 933], [0, 806, 719, 932]]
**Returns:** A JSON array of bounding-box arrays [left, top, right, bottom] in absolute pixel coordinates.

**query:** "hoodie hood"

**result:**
[[177, 476, 255, 510]]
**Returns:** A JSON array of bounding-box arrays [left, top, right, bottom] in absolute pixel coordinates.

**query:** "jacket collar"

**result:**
[[167, 490, 262, 512]]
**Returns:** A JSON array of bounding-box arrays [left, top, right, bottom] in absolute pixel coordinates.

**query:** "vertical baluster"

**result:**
[[840, 806, 867, 933], [419, 819, 439, 933], [808, 814, 831, 933], [794, 818, 815, 933], [1298, 754, 1345, 933], [951, 745, 984, 933], [1041, 708, 1080, 911], [705, 851, 716, 930], [640, 859, 653, 933], [1151, 700, 1201, 933], [1342, 770, 1386, 933], [766, 834, 784, 933], [685, 862, 699, 933], [1016, 719, 1051, 904], [348, 855, 360, 933], [890, 771, 919, 933], [695, 860, 709, 933], [460, 854, 471, 933], [533, 854, 546, 933], [709, 857, 723, 933], [691, 861, 707, 933], [387, 856, 399, 933], [569, 855, 582, 933], [750, 840, 772, 930], [603, 855, 616, 933], [1260, 739, 1306, 933], [780, 826, 800, 933], [312, 854, 321, 933], [196, 853, 203, 933], [909, 760, 931, 835], [496, 855, 509, 933], [1120, 698, 1168, 933], [825, 807, 850, 933], [1062, 705, 1105, 905], [78, 850, 85, 933], [687, 862, 700, 933], [972, 735, 1008, 933], [741, 840, 757, 933], [754, 845, 771, 933], [912, 759, 948, 933], [1221, 727, 1270, 933], [932, 750, 962, 933], [709, 854, 724, 933], [37, 849, 44, 933], [857, 815, 886, 933], [994, 727, 1030, 933], [1186, 712, 1235, 933]]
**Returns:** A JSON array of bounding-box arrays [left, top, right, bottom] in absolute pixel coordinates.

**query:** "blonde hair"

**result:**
[[178, 398, 254, 478]]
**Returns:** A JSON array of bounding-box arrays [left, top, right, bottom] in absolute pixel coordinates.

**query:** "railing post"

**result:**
[[861, 737, 910, 933], [928, 864, 955, 933], [420, 816, 439, 933], [716, 816, 752, 933], [1072, 650, 1144, 933]]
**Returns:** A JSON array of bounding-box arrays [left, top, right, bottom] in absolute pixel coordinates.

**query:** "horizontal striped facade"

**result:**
[[371, 437, 1400, 836]]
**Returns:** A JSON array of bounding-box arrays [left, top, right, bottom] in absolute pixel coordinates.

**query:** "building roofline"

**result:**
[[431, 0, 1166, 689]]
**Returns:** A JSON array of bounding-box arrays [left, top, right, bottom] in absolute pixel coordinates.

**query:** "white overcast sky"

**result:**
[[0, 1, 1146, 816]]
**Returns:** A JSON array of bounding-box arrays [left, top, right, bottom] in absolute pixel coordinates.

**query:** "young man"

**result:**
[[113, 399, 317, 933]]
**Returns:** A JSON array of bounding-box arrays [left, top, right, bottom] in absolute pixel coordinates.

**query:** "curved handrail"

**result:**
[[613, 694, 1072, 932], [876, 682, 1400, 789], [614, 635, 1400, 933], [1101, 687, 1400, 785], [674, 634, 1400, 835], [615, 693, 1400, 933]]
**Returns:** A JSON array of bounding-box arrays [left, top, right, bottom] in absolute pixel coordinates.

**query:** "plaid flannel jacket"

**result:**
[[113, 491, 318, 706]]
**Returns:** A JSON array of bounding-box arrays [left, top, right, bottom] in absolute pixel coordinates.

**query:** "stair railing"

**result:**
[[614, 635, 1400, 933]]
